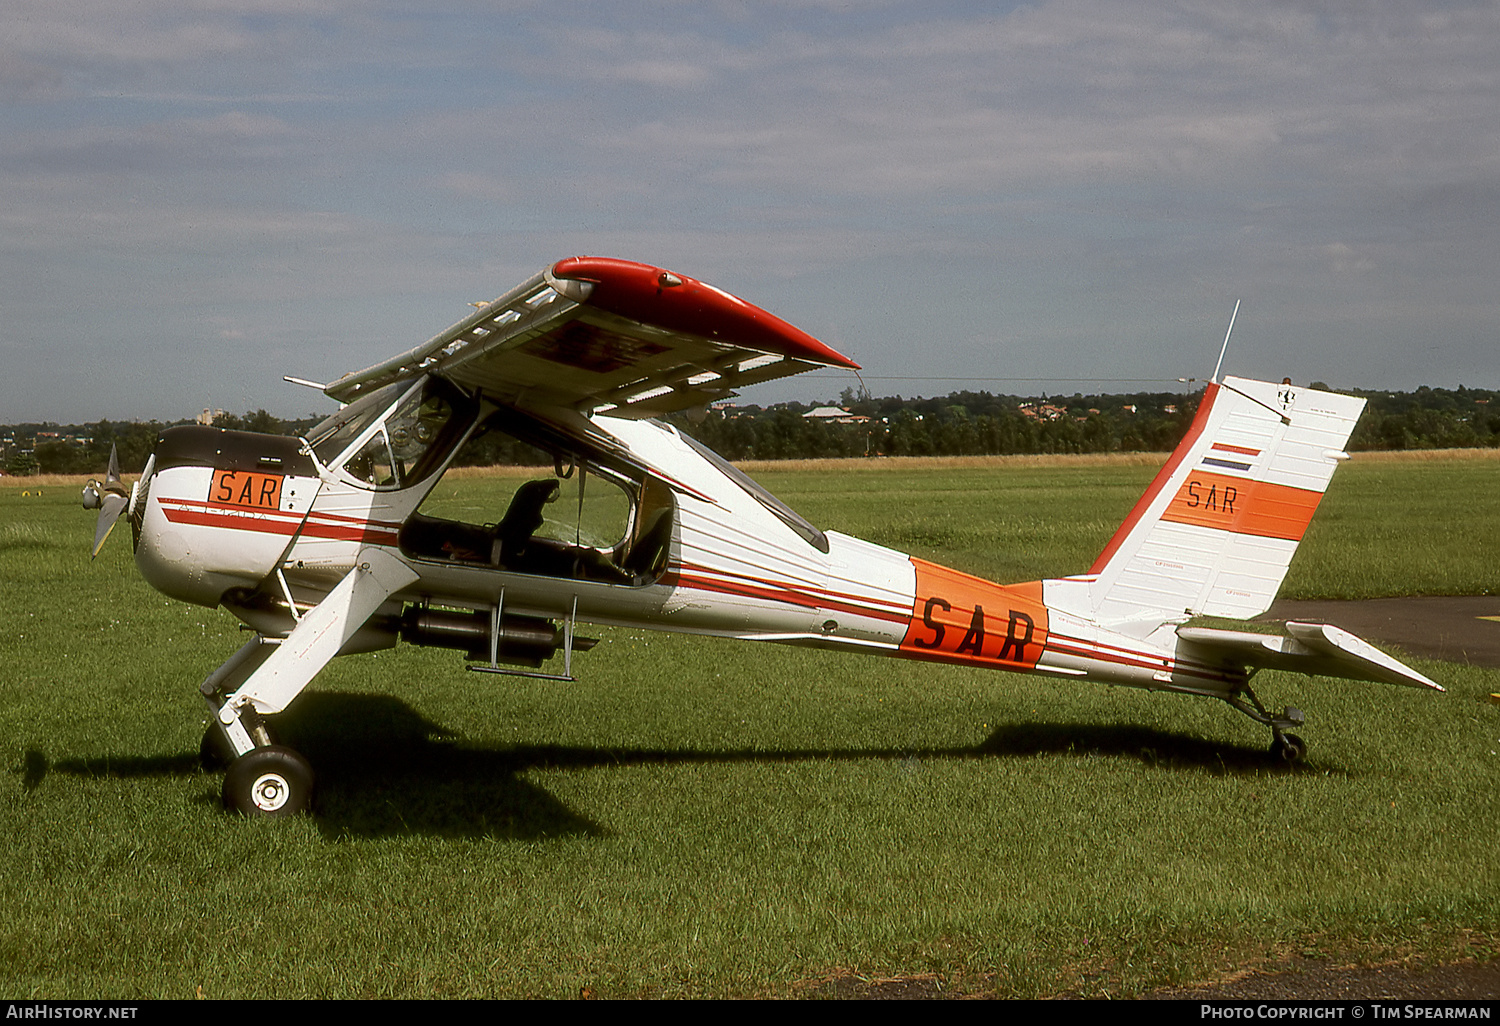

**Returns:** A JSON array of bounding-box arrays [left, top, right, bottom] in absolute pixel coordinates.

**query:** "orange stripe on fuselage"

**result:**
[[1162, 471, 1322, 541], [899, 559, 1049, 670]]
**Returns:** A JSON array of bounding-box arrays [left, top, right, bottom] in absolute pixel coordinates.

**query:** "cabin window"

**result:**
[[400, 413, 673, 586], [536, 468, 634, 551]]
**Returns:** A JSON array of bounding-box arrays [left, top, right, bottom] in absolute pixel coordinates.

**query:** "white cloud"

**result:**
[[1321, 243, 1375, 275]]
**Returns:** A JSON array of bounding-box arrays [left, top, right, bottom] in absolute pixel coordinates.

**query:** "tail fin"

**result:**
[[1086, 376, 1365, 626]]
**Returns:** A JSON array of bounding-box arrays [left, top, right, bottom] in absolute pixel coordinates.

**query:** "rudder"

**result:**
[[1085, 376, 1365, 626]]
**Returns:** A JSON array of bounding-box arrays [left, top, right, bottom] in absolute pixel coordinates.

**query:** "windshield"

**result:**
[[308, 377, 475, 490], [307, 382, 406, 462]]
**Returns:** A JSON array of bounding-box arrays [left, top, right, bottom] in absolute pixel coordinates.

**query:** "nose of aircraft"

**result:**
[[130, 455, 255, 609], [82, 443, 218, 605], [124, 425, 324, 609]]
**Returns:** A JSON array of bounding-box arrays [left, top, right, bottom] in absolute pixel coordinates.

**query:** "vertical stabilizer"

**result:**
[[1086, 377, 1365, 626]]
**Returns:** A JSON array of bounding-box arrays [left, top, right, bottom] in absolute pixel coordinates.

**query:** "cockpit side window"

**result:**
[[401, 409, 674, 586], [535, 468, 634, 551]]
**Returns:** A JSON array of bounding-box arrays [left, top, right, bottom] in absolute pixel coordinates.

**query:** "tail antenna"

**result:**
[[1211, 299, 1241, 384], [853, 370, 871, 402]]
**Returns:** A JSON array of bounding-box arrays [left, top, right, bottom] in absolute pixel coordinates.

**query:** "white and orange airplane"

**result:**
[[84, 256, 1441, 817]]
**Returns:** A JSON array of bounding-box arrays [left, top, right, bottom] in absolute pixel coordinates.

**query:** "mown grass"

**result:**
[[751, 449, 1500, 597], [1, 454, 1496, 998]]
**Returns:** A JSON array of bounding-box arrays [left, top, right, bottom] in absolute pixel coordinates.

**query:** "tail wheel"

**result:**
[[223, 745, 314, 817], [1272, 733, 1308, 765]]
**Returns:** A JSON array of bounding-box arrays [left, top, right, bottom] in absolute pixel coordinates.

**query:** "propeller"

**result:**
[[81, 444, 131, 559]]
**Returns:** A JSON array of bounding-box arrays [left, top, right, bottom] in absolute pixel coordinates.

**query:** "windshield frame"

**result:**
[[304, 376, 477, 491], [304, 381, 409, 462]]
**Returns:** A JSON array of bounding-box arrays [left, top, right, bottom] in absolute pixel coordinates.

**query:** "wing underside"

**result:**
[[324, 257, 859, 418]]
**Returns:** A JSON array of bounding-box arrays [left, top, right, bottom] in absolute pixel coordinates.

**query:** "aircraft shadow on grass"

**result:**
[[28, 691, 1301, 840]]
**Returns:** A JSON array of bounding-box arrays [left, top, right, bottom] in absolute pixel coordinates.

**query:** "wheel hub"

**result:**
[[250, 772, 291, 812]]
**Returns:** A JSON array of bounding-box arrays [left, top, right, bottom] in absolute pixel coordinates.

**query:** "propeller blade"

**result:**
[[91, 492, 128, 558], [82, 444, 131, 559]]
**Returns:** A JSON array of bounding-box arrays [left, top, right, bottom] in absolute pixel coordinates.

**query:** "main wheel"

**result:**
[[223, 745, 314, 817]]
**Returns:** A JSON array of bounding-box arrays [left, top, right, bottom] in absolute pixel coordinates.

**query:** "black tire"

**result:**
[[222, 745, 314, 817], [1273, 733, 1308, 765]]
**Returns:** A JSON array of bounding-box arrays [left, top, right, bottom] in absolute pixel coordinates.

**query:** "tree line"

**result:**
[[667, 383, 1500, 461], [5, 383, 1497, 476], [2, 410, 319, 477]]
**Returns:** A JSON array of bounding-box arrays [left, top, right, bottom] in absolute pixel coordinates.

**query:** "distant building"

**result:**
[[1018, 403, 1067, 422], [802, 406, 871, 425]]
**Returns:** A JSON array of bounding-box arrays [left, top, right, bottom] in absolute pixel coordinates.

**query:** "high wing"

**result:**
[[323, 257, 860, 417]]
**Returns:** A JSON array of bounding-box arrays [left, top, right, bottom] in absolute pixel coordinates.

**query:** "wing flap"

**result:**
[[324, 257, 858, 416]]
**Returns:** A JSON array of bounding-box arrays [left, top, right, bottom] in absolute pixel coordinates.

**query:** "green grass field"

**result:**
[[1, 452, 1497, 998]]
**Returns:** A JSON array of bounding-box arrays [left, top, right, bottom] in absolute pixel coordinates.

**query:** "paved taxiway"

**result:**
[[1260, 596, 1500, 669]]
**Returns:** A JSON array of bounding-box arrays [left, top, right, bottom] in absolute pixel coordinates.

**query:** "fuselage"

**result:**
[[126, 375, 1244, 701], [92, 255, 1430, 817]]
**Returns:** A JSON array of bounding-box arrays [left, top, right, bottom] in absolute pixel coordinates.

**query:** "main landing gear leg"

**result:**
[[197, 548, 419, 817], [1223, 683, 1308, 765], [197, 637, 315, 815]]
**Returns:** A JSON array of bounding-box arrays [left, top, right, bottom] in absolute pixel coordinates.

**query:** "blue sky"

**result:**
[[4, 1, 1497, 423]]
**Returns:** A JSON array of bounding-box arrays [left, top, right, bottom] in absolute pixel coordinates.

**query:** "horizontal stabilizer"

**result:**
[[1176, 622, 1442, 691]]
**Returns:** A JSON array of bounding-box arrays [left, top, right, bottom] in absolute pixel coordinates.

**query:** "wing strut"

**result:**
[[204, 548, 419, 758]]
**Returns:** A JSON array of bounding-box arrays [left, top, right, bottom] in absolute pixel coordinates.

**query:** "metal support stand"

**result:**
[[466, 591, 579, 682]]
